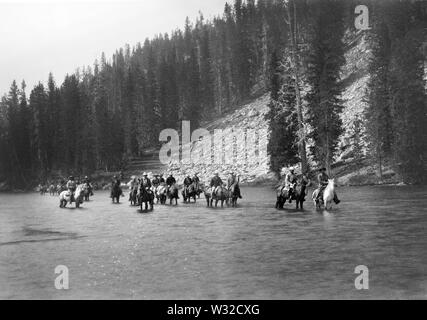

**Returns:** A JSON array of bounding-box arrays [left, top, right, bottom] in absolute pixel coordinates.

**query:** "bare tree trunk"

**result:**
[[287, 0, 308, 174]]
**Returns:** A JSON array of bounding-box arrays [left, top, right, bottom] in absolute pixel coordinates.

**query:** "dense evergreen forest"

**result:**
[[0, 0, 426, 189]]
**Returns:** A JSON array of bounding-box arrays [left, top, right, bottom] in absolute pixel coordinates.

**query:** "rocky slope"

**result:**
[[166, 94, 275, 186]]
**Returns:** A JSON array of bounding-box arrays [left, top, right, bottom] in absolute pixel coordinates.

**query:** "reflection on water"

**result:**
[[0, 185, 426, 299]]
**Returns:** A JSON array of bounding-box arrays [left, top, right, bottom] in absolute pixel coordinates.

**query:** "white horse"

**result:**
[[312, 179, 336, 210], [59, 184, 85, 208], [155, 184, 167, 204]]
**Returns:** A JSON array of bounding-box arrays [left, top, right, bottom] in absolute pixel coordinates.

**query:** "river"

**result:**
[[0, 185, 426, 299]]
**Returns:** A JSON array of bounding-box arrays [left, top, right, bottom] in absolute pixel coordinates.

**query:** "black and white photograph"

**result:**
[[0, 0, 427, 304]]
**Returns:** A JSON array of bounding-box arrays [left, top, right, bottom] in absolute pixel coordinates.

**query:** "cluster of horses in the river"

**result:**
[[275, 179, 337, 211], [123, 181, 241, 212]]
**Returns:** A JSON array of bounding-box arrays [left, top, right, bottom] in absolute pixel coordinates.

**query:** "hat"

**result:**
[[69, 176, 74, 180], [319, 167, 327, 172], [214, 171, 219, 175], [290, 167, 295, 172]]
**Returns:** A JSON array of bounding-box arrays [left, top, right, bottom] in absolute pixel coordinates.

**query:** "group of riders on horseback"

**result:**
[[276, 166, 340, 210], [120, 170, 243, 210], [55, 164, 340, 210]]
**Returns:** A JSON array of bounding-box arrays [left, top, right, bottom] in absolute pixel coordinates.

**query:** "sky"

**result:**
[[0, 0, 227, 96]]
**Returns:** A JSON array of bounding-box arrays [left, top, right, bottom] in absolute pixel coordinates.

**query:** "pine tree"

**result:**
[[267, 51, 299, 175], [305, 0, 346, 174]]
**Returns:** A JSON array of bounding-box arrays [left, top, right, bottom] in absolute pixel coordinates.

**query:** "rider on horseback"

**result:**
[[193, 172, 201, 195], [66, 176, 76, 203], [83, 176, 93, 196], [183, 174, 193, 187], [166, 173, 176, 187], [152, 174, 160, 188], [193, 173, 200, 184], [140, 172, 152, 189], [210, 171, 223, 197], [284, 167, 297, 203], [111, 175, 122, 198], [315, 168, 340, 204], [128, 176, 138, 201], [227, 172, 242, 199]]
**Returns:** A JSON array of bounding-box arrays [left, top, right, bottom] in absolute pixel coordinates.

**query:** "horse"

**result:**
[[83, 184, 93, 201], [228, 184, 240, 207], [137, 187, 154, 211], [49, 184, 56, 196], [182, 182, 197, 203], [194, 182, 203, 198], [203, 186, 212, 207], [129, 186, 138, 206], [276, 181, 308, 210], [38, 184, 47, 196], [59, 184, 85, 208], [294, 182, 307, 210], [312, 179, 336, 210], [211, 185, 228, 208], [275, 183, 296, 209], [167, 184, 179, 206], [111, 183, 123, 204], [155, 184, 167, 205]]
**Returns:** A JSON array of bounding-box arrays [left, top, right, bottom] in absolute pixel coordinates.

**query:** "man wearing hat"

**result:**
[[140, 172, 152, 190], [152, 174, 161, 188], [316, 167, 340, 204], [66, 176, 76, 203], [159, 173, 166, 184], [210, 171, 223, 197], [192, 172, 201, 196], [284, 167, 297, 203], [111, 175, 122, 199], [166, 173, 176, 187], [128, 176, 139, 201], [183, 174, 193, 187], [83, 176, 94, 196], [227, 171, 242, 199]]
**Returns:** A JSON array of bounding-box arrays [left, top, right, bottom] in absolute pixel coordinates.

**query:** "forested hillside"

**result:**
[[0, 0, 426, 190]]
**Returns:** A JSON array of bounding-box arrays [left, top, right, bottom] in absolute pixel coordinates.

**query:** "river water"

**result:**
[[0, 185, 426, 300]]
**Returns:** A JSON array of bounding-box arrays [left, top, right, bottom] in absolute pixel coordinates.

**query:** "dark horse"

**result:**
[[83, 184, 93, 201], [111, 183, 123, 204], [138, 187, 154, 211], [182, 183, 197, 203], [211, 185, 228, 208], [228, 184, 240, 207], [129, 187, 138, 206], [276, 182, 307, 210], [167, 184, 179, 206]]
